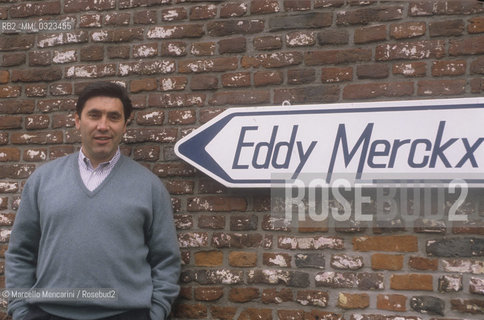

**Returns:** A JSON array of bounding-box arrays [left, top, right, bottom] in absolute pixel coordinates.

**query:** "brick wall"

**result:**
[[1, 0, 484, 319]]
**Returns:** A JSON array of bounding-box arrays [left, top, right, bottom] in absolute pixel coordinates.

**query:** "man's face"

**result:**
[[75, 96, 127, 168]]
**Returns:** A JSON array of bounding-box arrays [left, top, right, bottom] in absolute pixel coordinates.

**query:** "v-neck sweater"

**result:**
[[6, 152, 181, 320]]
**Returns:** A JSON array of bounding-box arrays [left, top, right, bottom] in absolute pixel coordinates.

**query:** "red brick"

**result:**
[[390, 22, 426, 39], [274, 85, 340, 104], [29, 50, 52, 66], [254, 71, 283, 87], [12, 68, 62, 82], [130, 79, 158, 93], [288, 69, 315, 84], [119, 60, 175, 76], [66, 64, 116, 79], [469, 16, 484, 34], [322, 67, 353, 83], [286, 31, 315, 47], [377, 294, 406, 311], [336, 6, 404, 25], [393, 62, 427, 77], [296, 290, 329, 307], [390, 274, 433, 291], [209, 90, 270, 106], [148, 93, 205, 108], [251, 0, 280, 14], [194, 251, 223, 267], [207, 20, 264, 37], [357, 64, 389, 79], [64, 0, 116, 13], [0, 86, 21, 98], [133, 10, 157, 24], [124, 128, 177, 144], [254, 36, 282, 51], [376, 40, 446, 61], [338, 292, 369, 309], [218, 37, 246, 54], [354, 25, 387, 44], [25, 115, 49, 130], [262, 288, 293, 304], [229, 251, 257, 267], [263, 253, 291, 268], [106, 45, 129, 59], [238, 308, 272, 320], [80, 14, 102, 28], [160, 76, 187, 91], [2, 53, 26, 67], [133, 43, 158, 58], [408, 256, 438, 271], [187, 196, 247, 212], [147, 24, 205, 39], [450, 35, 484, 56], [168, 110, 196, 125], [191, 42, 216, 56], [220, 2, 247, 18], [451, 299, 484, 314], [417, 79, 466, 96], [432, 60, 466, 76], [179, 57, 237, 73], [222, 72, 250, 88], [353, 235, 418, 252], [133, 145, 160, 162], [284, 0, 311, 11], [136, 110, 163, 126], [194, 287, 223, 301], [23, 148, 48, 162], [173, 304, 207, 319], [161, 7, 187, 22], [37, 31, 88, 48], [10, 1, 60, 18], [0, 148, 20, 162], [317, 29, 348, 46], [343, 82, 414, 100], [314, 0, 345, 8], [91, 28, 143, 43], [305, 48, 372, 65], [0, 34, 35, 51], [198, 215, 225, 230], [104, 12, 130, 25], [191, 75, 218, 90], [229, 287, 259, 302], [210, 306, 237, 320], [190, 5, 217, 20], [371, 253, 404, 270]]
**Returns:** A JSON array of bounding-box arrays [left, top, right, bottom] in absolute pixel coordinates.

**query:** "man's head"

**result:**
[[76, 81, 133, 122], [75, 81, 132, 168]]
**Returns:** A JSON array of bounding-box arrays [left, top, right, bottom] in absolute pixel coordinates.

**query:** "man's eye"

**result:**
[[88, 113, 101, 119], [109, 114, 122, 121]]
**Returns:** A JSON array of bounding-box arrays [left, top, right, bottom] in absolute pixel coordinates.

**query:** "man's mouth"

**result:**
[[94, 136, 112, 142]]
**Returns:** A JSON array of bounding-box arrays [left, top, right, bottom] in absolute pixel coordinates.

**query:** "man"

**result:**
[[6, 81, 181, 320]]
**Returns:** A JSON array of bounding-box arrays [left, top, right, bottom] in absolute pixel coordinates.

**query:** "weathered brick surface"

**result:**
[[1, 1, 484, 319]]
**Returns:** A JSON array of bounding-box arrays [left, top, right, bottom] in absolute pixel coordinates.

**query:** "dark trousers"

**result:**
[[24, 306, 150, 320]]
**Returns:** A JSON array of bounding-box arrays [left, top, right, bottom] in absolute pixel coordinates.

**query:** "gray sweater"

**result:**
[[6, 153, 181, 320]]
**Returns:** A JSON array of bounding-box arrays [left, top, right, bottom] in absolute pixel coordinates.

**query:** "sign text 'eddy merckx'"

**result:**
[[174, 98, 484, 188]]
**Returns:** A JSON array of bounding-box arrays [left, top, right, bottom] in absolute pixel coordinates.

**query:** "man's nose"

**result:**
[[96, 116, 109, 130]]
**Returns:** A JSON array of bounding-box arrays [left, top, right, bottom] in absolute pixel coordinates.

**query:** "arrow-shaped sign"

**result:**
[[175, 97, 484, 188]]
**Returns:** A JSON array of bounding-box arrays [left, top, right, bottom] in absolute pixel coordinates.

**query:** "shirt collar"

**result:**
[[79, 148, 121, 171]]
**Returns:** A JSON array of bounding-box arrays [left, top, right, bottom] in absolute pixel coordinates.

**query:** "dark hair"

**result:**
[[76, 81, 133, 122]]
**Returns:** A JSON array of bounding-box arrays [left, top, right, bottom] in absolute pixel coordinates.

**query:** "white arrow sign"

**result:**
[[175, 97, 484, 188]]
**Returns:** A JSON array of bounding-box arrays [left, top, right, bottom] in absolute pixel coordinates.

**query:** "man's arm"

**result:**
[[5, 179, 42, 320], [147, 181, 181, 320]]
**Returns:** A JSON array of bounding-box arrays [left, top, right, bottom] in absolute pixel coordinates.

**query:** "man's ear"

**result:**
[[74, 113, 80, 130]]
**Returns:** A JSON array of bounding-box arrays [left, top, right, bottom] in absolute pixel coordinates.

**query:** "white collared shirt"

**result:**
[[78, 149, 121, 191]]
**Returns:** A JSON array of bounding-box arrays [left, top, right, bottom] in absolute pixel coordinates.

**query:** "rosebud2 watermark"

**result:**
[[271, 173, 482, 231], [1, 288, 117, 302]]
